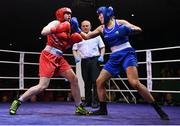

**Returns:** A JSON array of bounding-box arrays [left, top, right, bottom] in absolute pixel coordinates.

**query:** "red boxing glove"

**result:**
[[50, 21, 70, 34], [56, 21, 71, 33], [70, 33, 83, 43], [50, 26, 57, 34], [56, 32, 69, 41]]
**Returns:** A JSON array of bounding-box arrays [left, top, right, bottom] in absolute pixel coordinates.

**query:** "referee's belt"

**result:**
[[44, 45, 63, 56], [82, 56, 98, 60]]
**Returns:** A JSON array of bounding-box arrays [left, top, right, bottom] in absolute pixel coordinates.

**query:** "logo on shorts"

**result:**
[[115, 30, 119, 35]]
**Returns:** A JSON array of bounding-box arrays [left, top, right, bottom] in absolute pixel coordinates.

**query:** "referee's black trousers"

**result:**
[[81, 56, 100, 106]]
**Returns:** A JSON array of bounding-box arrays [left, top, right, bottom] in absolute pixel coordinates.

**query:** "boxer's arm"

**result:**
[[118, 19, 142, 33], [70, 17, 102, 40], [41, 20, 59, 36], [80, 25, 102, 40]]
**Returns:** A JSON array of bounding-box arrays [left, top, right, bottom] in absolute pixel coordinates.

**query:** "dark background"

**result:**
[[1, 0, 180, 52], [0, 0, 180, 103]]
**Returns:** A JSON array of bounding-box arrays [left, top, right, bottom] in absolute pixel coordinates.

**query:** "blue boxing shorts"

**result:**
[[103, 48, 138, 76]]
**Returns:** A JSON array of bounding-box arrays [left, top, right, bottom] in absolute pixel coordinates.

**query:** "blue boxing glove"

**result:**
[[74, 55, 81, 63], [70, 17, 81, 33], [98, 55, 104, 62]]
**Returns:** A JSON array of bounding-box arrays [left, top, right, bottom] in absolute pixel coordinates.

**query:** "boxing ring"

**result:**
[[0, 46, 180, 125]]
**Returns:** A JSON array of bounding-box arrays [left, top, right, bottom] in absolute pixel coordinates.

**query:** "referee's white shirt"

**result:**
[[72, 35, 105, 59]]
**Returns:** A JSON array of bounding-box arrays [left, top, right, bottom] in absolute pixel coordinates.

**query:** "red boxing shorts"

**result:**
[[39, 50, 71, 77]]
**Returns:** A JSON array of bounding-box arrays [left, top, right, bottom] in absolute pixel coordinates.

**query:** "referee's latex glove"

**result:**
[[98, 55, 104, 62], [75, 55, 81, 63]]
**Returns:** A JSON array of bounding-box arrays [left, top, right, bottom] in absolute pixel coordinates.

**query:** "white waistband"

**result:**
[[111, 42, 131, 53], [44, 45, 63, 56]]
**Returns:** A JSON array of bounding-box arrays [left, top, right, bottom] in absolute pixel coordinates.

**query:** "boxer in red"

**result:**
[[9, 7, 90, 115]]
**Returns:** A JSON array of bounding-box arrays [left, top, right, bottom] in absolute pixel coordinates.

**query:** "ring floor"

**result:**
[[1, 102, 180, 125]]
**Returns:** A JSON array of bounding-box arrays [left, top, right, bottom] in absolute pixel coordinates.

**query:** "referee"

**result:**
[[72, 20, 105, 108]]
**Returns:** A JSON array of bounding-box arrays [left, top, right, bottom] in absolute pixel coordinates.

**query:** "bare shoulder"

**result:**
[[117, 19, 129, 25]]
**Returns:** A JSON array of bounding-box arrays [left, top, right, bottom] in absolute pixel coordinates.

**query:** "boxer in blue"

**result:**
[[71, 6, 169, 120]]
